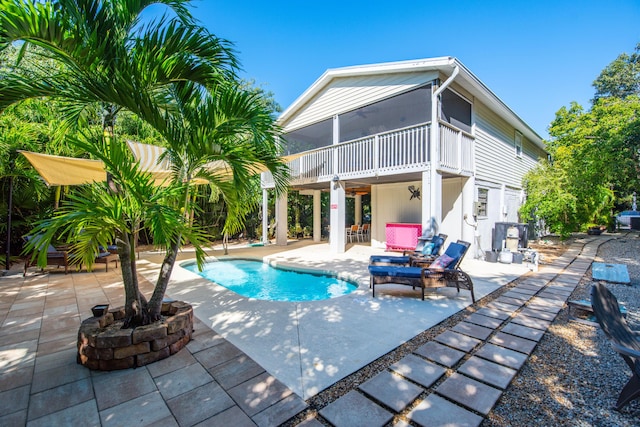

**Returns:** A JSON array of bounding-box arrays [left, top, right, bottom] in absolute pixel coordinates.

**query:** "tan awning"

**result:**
[[22, 143, 302, 188], [20, 151, 106, 186]]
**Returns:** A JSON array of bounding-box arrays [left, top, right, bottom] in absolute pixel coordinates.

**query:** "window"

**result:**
[[339, 86, 432, 142], [476, 188, 488, 217], [283, 118, 333, 154], [515, 131, 523, 157], [440, 88, 472, 133]]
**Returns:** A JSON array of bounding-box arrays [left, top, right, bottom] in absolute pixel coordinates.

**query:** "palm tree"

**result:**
[[3, 0, 289, 326]]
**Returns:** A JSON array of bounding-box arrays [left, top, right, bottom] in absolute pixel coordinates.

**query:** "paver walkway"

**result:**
[[0, 235, 611, 426], [315, 236, 610, 426]]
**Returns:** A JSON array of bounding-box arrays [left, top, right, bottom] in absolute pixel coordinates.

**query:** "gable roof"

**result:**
[[278, 56, 544, 149]]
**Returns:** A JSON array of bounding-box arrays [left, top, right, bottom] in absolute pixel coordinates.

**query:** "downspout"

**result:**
[[428, 60, 460, 228]]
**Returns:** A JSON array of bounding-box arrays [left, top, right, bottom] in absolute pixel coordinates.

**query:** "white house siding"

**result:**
[[474, 102, 542, 189], [370, 181, 423, 248], [474, 180, 504, 253], [441, 177, 464, 245], [283, 72, 438, 132]]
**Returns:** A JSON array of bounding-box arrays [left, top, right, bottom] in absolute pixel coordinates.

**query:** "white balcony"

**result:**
[[262, 122, 474, 188]]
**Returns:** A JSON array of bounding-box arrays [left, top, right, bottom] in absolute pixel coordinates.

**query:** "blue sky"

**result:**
[[169, 1, 638, 139]]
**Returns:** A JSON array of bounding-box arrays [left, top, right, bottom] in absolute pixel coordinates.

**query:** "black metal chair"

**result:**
[[591, 282, 640, 411], [368, 240, 474, 302]]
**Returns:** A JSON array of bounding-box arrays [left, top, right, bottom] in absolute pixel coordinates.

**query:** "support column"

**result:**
[[422, 168, 442, 236], [329, 113, 345, 253], [262, 189, 269, 245], [355, 195, 362, 225], [462, 176, 478, 255], [330, 180, 346, 253], [275, 191, 288, 246], [421, 170, 431, 234], [313, 190, 321, 242]]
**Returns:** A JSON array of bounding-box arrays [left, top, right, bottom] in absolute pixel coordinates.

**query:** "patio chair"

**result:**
[[94, 251, 119, 272], [591, 282, 640, 411], [368, 233, 447, 266], [23, 235, 76, 276], [368, 240, 474, 302], [357, 224, 369, 241], [346, 224, 360, 243]]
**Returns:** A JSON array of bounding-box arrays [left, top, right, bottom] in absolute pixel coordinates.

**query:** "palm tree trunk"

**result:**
[[118, 230, 145, 327], [147, 235, 180, 321], [147, 182, 192, 321]]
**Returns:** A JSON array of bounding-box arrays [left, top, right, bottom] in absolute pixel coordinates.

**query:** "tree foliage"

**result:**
[[1, 0, 289, 326], [521, 44, 640, 237], [593, 43, 640, 101]]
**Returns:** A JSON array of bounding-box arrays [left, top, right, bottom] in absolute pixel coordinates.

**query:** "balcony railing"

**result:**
[[262, 122, 474, 187], [439, 121, 475, 174]]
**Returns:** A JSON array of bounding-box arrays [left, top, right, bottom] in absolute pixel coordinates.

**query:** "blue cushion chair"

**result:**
[[369, 233, 448, 266], [368, 240, 474, 302]]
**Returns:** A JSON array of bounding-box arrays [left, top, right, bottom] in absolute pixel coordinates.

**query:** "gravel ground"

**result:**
[[486, 233, 640, 426], [286, 233, 640, 426]]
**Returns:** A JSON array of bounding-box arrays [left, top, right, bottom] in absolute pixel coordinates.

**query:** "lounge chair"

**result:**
[[369, 233, 447, 266], [591, 282, 640, 410], [94, 251, 119, 272], [368, 240, 474, 302], [23, 235, 76, 276]]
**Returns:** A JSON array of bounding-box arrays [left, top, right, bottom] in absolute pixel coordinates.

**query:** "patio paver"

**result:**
[[511, 314, 552, 330], [166, 381, 235, 426], [436, 372, 502, 415], [501, 322, 545, 342], [474, 343, 529, 371], [390, 354, 447, 389], [434, 330, 482, 353], [457, 356, 518, 389], [414, 341, 466, 368], [98, 391, 172, 427], [452, 321, 494, 341], [227, 371, 298, 418], [319, 390, 393, 427], [359, 370, 423, 412], [489, 332, 538, 355], [407, 393, 483, 427]]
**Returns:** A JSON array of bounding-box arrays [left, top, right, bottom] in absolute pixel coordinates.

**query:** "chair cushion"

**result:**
[[421, 243, 435, 255], [431, 236, 445, 254], [443, 243, 467, 268], [369, 255, 410, 265], [429, 254, 455, 270], [368, 265, 422, 278]]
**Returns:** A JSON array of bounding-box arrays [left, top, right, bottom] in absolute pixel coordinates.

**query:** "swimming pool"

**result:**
[[182, 259, 358, 302]]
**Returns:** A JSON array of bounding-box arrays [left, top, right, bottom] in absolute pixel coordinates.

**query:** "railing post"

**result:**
[[373, 134, 379, 175], [457, 129, 463, 173]]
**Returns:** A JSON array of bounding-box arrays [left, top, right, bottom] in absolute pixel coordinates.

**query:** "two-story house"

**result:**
[[260, 57, 546, 256]]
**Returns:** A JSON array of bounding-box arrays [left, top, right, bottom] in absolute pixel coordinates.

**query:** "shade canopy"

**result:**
[[20, 151, 106, 186], [20, 141, 300, 187]]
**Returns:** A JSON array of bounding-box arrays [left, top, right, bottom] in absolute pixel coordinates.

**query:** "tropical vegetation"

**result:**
[[0, 0, 289, 326], [520, 43, 640, 238]]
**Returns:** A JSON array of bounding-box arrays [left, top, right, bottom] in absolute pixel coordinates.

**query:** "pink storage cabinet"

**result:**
[[385, 223, 422, 252]]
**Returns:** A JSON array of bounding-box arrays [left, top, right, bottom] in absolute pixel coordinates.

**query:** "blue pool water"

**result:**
[[182, 259, 357, 302]]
